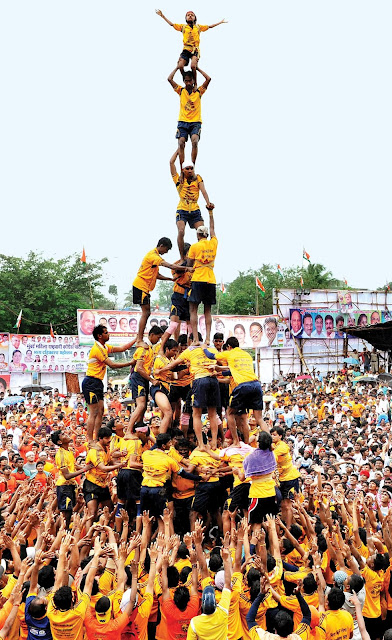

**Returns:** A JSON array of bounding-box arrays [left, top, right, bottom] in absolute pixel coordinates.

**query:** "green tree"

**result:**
[[0, 252, 111, 334], [108, 284, 118, 309], [302, 263, 342, 289], [151, 281, 173, 310]]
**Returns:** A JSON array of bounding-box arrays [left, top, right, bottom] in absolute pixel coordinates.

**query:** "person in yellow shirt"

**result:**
[[151, 339, 179, 433], [317, 588, 354, 640], [128, 326, 163, 433], [270, 426, 300, 527], [132, 238, 191, 344], [156, 9, 226, 81], [167, 65, 211, 166], [187, 210, 217, 345], [82, 324, 135, 444], [170, 152, 214, 258], [51, 429, 92, 527]]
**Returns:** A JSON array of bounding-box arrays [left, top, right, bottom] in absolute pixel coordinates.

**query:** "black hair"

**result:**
[[167, 566, 179, 588], [149, 325, 164, 337], [258, 431, 272, 450], [165, 339, 178, 351], [173, 585, 190, 611], [50, 430, 61, 446], [27, 596, 47, 619], [79, 574, 99, 596], [209, 554, 223, 573], [226, 337, 239, 349], [179, 566, 192, 584], [303, 574, 317, 594], [267, 554, 276, 572], [349, 574, 364, 593], [177, 542, 189, 560], [156, 433, 171, 449], [327, 587, 345, 610], [183, 242, 191, 255], [213, 333, 224, 341], [249, 579, 260, 602], [271, 426, 284, 438], [289, 524, 302, 540], [189, 332, 202, 342], [98, 426, 112, 439], [274, 610, 294, 637], [38, 565, 55, 589], [92, 325, 106, 340], [157, 237, 172, 250], [178, 334, 188, 346], [53, 586, 73, 611], [374, 553, 386, 572], [183, 70, 193, 80], [96, 596, 111, 614]]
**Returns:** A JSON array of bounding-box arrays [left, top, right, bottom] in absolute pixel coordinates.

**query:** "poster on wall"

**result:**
[[0, 374, 10, 394], [77, 309, 289, 349], [8, 335, 87, 373], [0, 333, 9, 372], [289, 308, 387, 339]]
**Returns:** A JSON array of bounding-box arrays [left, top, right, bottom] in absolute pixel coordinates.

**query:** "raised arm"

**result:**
[[111, 338, 137, 353], [208, 18, 228, 28], [170, 150, 179, 177], [155, 9, 174, 27], [168, 67, 179, 89], [208, 210, 216, 239], [199, 181, 214, 210], [196, 66, 211, 90]]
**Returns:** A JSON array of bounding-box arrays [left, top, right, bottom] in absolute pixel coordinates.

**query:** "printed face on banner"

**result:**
[[77, 309, 288, 349], [8, 335, 86, 373], [0, 374, 10, 394], [337, 291, 353, 311], [289, 308, 386, 339], [0, 334, 9, 372]]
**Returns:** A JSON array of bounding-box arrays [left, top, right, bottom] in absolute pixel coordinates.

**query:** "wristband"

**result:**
[[192, 564, 197, 568], [315, 565, 321, 569]]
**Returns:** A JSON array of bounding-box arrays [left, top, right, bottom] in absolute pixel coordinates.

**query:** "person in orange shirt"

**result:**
[[161, 548, 199, 640], [31, 461, 48, 491]]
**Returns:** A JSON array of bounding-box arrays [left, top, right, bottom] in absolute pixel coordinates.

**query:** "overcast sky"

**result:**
[[1, 1, 391, 304]]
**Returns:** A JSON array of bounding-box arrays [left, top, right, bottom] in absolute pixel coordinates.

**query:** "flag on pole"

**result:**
[[220, 280, 227, 294], [13, 309, 22, 329], [344, 277, 348, 286], [300, 275, 304, 288], [277, 264, 282, 276], [387, 284, 391, 292], [50, 324, 55, 339], [302, 249, 310, 263], [81, 247, 86, 263], [255, 277, 265, 297]]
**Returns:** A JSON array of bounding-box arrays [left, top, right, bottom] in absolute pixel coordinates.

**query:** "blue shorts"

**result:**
[[188, 282, 216, 306], [179, 49, 199, 64], [170, 291, 190, 321], [56, 485, 76, 512], [280, 477, 300, 500], [150, 383, 169, 402], [82, 376, 104, 405], [130, 372, 149, 400], [176, 121, 202, 141], [229, 381, 263, 414], [140, 486, 167, 519], [191, 376, 220, 408], [176, 209, 204, 229]]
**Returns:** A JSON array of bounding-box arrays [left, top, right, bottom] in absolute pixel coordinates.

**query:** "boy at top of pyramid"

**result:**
[[155, 9, 227, 81]]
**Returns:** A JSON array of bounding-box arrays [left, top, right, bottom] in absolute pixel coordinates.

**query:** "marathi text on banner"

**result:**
[[289, 308, 388, 340], [8, 334, 87, 374]]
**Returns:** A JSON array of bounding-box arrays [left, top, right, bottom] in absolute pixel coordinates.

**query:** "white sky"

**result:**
[[1, 1, 391, 304]]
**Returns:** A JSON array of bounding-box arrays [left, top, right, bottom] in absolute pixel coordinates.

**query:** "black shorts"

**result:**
[[82, 376, 104, 405], [363, 616, 382, 640], [140, 486, 167, 519], [169, 383, 191, 404], [132, 286, 150, 306], [248, 489, 281, 524], [229, 381, 263, 414], [83, 479, 111, 505], [280, 478, 300, 500], [56, 485, 76, 512], [227, 483, 250, 512], [175, 210, 204, 231], [188, 282, 216, 306], [192, 482, 220, 516], [191, 377, 220, 409], [170, 291, 190, 321], [117, 469, 142, 502], [130, 372, 149, 400], [150, 383, 169, 402], [179, 48, 199, 63]]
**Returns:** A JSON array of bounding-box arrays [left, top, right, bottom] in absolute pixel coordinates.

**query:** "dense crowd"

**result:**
[[0, 349, 391, 640]]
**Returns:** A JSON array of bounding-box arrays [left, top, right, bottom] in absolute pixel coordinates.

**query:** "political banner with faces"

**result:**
[[8, 334, 87, 374], [0, 333, 9, 372], [289, 308, 387, 339], [77, 309, 288, 349]]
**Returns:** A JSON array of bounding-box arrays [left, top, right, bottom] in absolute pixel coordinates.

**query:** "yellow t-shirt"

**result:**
[[133, 592, 153, 640], [173, 23, 209, 53], [47, 591, 90, 640], [122, 438, 142, 469], [141, 449, 180, 487], [248, 473, 276, 499], [175, 85, 206, 123], [173, 172, 203, 212], [133, 248, 164, 294], [188, 236, 217, 284], [153, 354, 173, 391], [85, 447, 111, 488], [177, 345, 217, 380], [216, 348, 257, 387], [361, 564, 384, 618], [134, 345, 155, 376], [55, 448, 77, 487], [187, 587, 230, 640], [273, 440, 300, 482], [189, 448, 221, 483], [172, 260, 192, 295], [86, 342, 114, 380], [317, 609, 354, 640]]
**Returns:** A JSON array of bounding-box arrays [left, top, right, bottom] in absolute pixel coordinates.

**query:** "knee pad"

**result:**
[[180, 413, 190, 426], [167, 320, 179, 336], [115, 502, 125, 518]]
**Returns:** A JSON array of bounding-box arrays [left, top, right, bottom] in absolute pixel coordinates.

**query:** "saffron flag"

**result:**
[[14, 309, 22, 329], [277, 264, 282, 276], [300, 275, 304, 288], [50, 324, 55, 339], [344, 278, 348, 286], [303, 249, 310, 262], [220, 280, 227, 294], [255, 277, 265, 298], [81, 247, 86, 263]]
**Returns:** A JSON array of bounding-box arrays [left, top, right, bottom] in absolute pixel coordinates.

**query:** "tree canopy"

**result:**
[[0, 252, 111, 334]]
